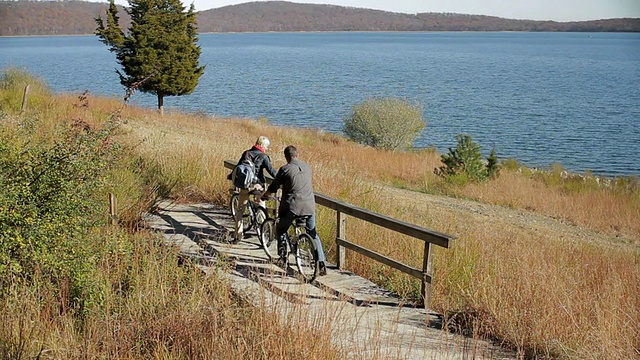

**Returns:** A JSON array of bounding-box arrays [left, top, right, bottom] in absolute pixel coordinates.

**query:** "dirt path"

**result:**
[[379, 185, 635, 249]]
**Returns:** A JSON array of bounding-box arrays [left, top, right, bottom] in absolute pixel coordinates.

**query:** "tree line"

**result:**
[[1, 0, 639, 36]]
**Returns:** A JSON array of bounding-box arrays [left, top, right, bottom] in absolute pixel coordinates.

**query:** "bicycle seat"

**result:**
[[249, 189, 263, 195]]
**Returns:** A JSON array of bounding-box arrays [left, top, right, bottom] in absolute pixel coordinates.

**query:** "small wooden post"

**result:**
[[421, 242, 434, 309], [336, 211, 346, 269], [108, 193, 118, 226], [20, 85, 30, 114]]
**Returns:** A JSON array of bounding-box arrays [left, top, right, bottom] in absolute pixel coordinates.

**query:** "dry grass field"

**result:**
[[1, 72, 638, 359]]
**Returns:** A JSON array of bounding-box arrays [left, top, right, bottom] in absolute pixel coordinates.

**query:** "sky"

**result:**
[[101, 0, 640, 22]]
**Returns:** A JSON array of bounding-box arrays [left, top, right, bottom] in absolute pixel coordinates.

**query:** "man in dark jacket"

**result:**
[[231, 136, 277, 242], [261, 145, 327, 275]]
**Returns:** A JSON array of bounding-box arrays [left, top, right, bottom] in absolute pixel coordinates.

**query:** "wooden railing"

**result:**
[[224, 160, 455, 308]]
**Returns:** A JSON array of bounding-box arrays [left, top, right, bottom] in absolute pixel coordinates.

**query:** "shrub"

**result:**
[[343, 97, 425, 151], [435, 134, 499, 183], [0, 112, 119, 304], [501, 158, 520, 172]]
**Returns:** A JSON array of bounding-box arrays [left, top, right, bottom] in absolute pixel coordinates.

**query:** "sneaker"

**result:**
[[318, 261, 327, 276], [275, 256, 287, 268], [228, 233, 241, 244]]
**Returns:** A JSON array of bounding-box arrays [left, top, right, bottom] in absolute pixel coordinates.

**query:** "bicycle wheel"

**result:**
[[260, 218, 278, 260], [294, 233, 319, 282], [231, 194, 252, 233], [229, 193, 239, 216], [253, 207, 268, 237]]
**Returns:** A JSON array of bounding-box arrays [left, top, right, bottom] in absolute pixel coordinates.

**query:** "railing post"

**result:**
[[109, 193, 118, 226], [20, 85, 30, 114], [336, 210, 346, 269], [421, 242, 434, 309]]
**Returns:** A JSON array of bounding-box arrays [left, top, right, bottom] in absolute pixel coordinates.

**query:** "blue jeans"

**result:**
[[276, 210, 326, 262]]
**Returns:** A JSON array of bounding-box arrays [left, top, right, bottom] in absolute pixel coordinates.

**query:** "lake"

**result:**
[[1, 32, 639, 177]]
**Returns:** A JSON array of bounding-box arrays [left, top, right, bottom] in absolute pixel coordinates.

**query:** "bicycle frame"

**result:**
[[260, 212, 319, 282], [230, 190, 268, 236]]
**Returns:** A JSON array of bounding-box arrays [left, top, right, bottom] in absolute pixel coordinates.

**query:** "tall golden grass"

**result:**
[[461, 171, 640, 241], [3, 75, 638, 359], [0, 228, 341, 359]]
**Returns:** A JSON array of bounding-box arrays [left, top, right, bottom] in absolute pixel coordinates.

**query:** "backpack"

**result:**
[[233, 151, 258, 189]]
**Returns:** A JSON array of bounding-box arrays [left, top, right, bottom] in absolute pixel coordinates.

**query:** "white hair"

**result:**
[[256, 136, 270, 149]]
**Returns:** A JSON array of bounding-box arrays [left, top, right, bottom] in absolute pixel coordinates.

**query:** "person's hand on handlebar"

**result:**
[[260, 190, 272, 202], [261, 191, 280, 202]]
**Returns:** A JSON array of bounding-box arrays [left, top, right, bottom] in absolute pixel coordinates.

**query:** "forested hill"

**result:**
[[2, 0, 639, 36], [197, 1, 640, 33]]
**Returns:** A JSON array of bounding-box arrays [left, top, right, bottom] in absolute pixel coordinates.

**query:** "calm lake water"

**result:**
[[1, 32, 639, 177]]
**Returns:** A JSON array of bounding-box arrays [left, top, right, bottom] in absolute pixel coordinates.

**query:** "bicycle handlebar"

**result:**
[[261, 195, 280, 202]]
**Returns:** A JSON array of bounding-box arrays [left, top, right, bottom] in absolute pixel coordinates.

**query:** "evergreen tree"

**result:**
[[486, 147, 500, 179], [435, 134, 487, 182], [96, 0, 204, 115]]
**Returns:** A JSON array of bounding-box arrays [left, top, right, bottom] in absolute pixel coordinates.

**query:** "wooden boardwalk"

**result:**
[[144, 201, 516, 360]]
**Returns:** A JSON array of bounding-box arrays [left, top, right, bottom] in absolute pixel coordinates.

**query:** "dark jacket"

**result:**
[[237, 146, 277, 186], [267, 158, 315, 216]]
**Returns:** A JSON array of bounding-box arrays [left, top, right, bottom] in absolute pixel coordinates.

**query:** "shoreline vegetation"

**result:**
[[1, 69, 638, 358], [1, 0, 639, 36]]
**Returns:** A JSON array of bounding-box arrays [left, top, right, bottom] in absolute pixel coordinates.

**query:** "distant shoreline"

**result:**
[[3, 29, 640, 38]]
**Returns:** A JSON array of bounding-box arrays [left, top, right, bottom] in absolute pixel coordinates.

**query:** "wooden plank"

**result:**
[[314, 270, 407, 306], [336, 237, 431, 283], [317, 193, 452, 248], [224, 159, 235, 170]]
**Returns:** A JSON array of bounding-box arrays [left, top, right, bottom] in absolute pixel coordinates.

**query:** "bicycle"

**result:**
[[229, 188, 268, 238], [259, 207, 319, 282]]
